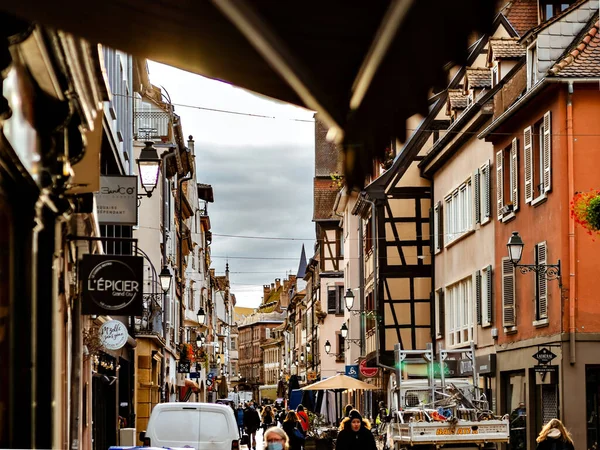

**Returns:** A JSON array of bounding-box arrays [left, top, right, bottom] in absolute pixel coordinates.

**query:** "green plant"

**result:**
[[330, 172, 344, 189], [306, 411, 328, 437], [571, 189, 600, 236]]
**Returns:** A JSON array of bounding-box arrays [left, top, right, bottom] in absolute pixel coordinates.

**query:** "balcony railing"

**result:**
[[134, 110, 171, 141], [135, 293, 163, 337]]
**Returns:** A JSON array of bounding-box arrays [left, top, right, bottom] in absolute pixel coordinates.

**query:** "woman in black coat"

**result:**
[[336, 410, 377, 450], [535, 419, 574, 450], [282, 411, 304, 450]]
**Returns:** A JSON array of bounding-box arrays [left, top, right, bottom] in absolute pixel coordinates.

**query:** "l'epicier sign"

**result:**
[[80, 255, 144, 315]]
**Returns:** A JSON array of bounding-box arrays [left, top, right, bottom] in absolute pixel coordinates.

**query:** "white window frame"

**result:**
[[524, 111, 552, 205], [527, 41, 538, 89], [496, 139, 519, 221], [481, 265, 493, 327], [445, 276, 475, 348], [444, 178, 473, 245], [475, 161, 492, 225]]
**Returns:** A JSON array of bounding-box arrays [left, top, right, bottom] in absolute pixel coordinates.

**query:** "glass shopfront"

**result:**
[[503, 370, 527, 450], [586, 366, 600, 450]]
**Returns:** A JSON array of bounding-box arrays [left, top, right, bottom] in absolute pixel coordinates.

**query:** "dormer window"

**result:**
[[540, 0, 573, 22], [491, 65, 499, 88]]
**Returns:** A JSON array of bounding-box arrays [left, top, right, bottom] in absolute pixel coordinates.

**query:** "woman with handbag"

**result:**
[[282, 411, 305, 450]]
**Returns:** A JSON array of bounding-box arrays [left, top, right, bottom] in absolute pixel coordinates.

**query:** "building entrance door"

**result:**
[[503, 371, 527, 450], [586, 366, 600, 450]]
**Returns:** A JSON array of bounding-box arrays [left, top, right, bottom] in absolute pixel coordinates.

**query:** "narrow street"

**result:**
[[1, 1, 600, 450]]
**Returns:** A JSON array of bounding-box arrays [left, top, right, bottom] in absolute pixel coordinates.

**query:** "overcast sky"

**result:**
[[147, 62, 315, 308]]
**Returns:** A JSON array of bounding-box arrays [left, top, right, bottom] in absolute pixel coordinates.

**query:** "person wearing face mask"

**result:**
[[263, 426, 290, 450], [336, 409, 377, 450]]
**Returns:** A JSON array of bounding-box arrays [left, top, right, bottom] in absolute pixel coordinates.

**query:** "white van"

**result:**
[[142, 402, 240, 450]]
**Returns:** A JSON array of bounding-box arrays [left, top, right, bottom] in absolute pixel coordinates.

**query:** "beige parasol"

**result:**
[[300, 373, 379, 391]]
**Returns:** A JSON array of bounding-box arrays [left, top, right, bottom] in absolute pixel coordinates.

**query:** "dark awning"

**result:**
[[0, 1, 495, 187]]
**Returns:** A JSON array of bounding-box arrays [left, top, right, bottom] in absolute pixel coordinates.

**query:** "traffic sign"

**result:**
[[359, 359, 378, 378]]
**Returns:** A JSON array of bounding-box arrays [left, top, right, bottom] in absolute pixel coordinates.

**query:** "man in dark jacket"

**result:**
[[336, 409, 377, 450], [243, 403, 261, 450]]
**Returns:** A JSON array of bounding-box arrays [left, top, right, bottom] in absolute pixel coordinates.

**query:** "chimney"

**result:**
[[187, 135, 195, 153], [275, 278, 281, 289], [263, 284, 271, 299], [271, 283, 275, 290]]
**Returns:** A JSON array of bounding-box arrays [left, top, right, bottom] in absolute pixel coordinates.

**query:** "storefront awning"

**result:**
[[0, 1, 494, 188]]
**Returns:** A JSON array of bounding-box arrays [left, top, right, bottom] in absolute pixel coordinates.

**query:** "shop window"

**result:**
[[503, 371, 527, 450]]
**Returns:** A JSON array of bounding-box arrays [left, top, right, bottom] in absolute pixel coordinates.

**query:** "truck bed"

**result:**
[[388, 419, 510, 446]]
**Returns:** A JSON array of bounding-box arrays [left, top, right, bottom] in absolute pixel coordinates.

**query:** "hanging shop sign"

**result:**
[[178, 361, 191, 373], [534, 365, 558, 374], [99, 320, 128, 350], [359, 359, 378, 378], [95, 175, 138, 225], [345, 365, 359, 379], [80, 254, 144, 315], [533, 347, 557, 364]]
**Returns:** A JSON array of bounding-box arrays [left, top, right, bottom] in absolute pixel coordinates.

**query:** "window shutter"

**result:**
[[486, 265, 493, 325], [327, 288, 337, 313], [438, 203, 444, 248], [337, 286, 344, 314], [543, 111, 552, 193], [496, 150, 504, 220], [510, 138, 519, 211], [537, 242, 548, 320], [475, 270, 482, 325], [474, 169, 481, 224], [437, 289, 445, 337], [524, 126, 534, 204], [484, 161, 491, 220], [502, 258, 516, 327], [430, 206, 435, 254]]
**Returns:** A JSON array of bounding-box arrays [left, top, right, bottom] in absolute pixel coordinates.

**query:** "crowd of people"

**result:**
[[232, 400, 387, 450], [232, 398, 575, 450]]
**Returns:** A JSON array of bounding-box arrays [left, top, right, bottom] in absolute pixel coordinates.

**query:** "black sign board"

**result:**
[[178, 361, 191, 373], [534, 365, 558, 374], [80, 255, 143, 315], [533, 348, 557, 364]]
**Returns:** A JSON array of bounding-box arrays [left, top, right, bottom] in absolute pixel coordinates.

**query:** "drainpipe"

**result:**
[[566, 81, 576, 364], [161, 150, 176, 402], [358, 213, 365, 356], [363, 197, 395, 372], [178, 142, 195, 346]]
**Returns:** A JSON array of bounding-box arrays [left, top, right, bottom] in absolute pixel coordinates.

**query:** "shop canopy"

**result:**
[[301, 373, 379, 391], [0, 0, 495, 187]]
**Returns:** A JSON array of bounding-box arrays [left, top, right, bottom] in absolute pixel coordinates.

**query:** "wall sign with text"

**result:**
[[80, 254, 143, 315], [100, 320, 129, 350], [95, 175, 138, 225]]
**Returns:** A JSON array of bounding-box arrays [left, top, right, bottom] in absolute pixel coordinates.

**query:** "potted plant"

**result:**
[[571, 189, 600, 236]]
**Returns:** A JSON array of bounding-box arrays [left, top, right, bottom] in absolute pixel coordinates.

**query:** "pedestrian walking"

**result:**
[[344, 404, 353, 418], [336, 409, 377, 450], [263, 426, 290, 450], [236, 405, 245, 437], [535, 419, 574, 450], [262, 405, 276, 433], [296, 404, 309, 434], [244, 402, 261, 450], [282, 411, 305, 450]]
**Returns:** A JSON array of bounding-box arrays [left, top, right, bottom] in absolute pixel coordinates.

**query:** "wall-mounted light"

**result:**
[[136, 141, 162, 197], [197, 307, 206, 325], [506, 231, 562, 286]]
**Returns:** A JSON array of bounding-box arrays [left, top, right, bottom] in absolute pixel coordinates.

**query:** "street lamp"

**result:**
[[197, 307, 206, 325], [306, 343, 311, 353], [196, 333, 203, 348], [300, 352, 305, 363], [324, 340, 331, 354], [507, 232, 525, 265], [506, 231, 562, 285], [340, 323, 348, 339], [136, 141, 162, 197], [217, 355, 221, 365], [159, 266, 172, 292], [344, 288, 355, 310]]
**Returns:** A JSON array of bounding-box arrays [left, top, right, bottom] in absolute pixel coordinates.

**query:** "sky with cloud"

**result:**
[[147, 62, 316, 308]]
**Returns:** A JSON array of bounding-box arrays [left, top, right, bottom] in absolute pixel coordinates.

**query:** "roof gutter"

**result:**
[[479, 77, 600, 139]]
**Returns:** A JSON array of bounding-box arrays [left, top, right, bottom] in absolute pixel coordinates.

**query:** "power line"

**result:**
[[111, 92, 314, 123], [213, 233, 313, 241]]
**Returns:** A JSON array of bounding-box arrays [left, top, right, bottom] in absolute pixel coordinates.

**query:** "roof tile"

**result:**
[[448, 89, 469, 110], [466, 67, 492, 88], [505, 0, 538, 36], [313, 178, 340, 221], [489, 37, 526, 59], [550, 17, 600, 77]]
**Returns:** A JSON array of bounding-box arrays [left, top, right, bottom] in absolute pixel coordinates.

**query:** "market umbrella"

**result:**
[[300, 374, 379, 391]]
